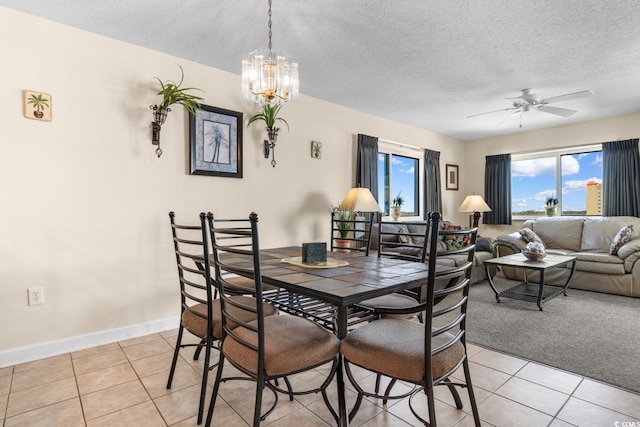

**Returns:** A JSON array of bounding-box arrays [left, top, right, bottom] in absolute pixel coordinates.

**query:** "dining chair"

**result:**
[[166, 212, 277, 424], [205, 212, 341, 427], [357, 217, 433, 317], [341, 211, 481, 426]]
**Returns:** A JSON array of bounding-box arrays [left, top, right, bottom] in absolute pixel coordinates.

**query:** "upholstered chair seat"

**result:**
[[224, 275, 278, 294], [340, 318, 464, 383], [182, 297, 278, 339], [223, 315, 340, 377]]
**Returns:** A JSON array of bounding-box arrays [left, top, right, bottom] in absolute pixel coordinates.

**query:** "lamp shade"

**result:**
[[340, 188, 381, 212], [458, 195, 491, 213]]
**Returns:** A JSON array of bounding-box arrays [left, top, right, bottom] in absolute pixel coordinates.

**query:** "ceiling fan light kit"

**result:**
[[468, 88, 595, 128]]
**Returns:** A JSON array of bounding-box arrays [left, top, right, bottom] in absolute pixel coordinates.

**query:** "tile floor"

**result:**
[[1, 329, 639, 427]]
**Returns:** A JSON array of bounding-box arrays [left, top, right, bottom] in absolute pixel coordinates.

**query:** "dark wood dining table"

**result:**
[[247, 246, 433, 427]]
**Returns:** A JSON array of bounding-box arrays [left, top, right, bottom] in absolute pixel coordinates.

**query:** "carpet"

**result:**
[[465, 280, 640, 393]]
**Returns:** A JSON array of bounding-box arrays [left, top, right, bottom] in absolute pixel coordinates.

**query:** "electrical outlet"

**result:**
[[28, 287, 44, 306]]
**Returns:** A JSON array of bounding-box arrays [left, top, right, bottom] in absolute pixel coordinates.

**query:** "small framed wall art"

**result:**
[[23, 90, 52, 122], [311, 141, 322, 159], [190, 104, 243, 178], [446, 164, 459, 190]]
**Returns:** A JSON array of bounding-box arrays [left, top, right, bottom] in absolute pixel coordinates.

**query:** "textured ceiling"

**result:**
[[3, 0, 640, 140]]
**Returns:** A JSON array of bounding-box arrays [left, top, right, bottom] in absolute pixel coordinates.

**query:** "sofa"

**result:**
[[495, 216, 640, 297], [369, 220, 496, 284]]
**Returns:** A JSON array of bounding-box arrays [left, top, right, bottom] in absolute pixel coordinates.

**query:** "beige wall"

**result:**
[[0, 7, 468, 359], [464, 112, 640, 238]]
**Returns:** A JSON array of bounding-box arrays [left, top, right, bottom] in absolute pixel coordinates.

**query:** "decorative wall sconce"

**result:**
[[149, 65, 203, 158], [150, 105, 170, 157], [248, 104, 288, 167], [262, 128, 279, 166]]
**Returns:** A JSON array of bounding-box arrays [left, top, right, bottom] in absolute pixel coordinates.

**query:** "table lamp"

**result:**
[[340, 187, 382, 213], [458, 194, 491, 228]]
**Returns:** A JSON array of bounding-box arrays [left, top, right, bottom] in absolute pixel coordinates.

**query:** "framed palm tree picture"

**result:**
[[190, 104, 243, 178], [23, 90, 52, 122]]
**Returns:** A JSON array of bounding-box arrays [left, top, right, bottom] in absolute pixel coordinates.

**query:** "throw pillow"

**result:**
[[476, 236, 497, 253], [610, 225, 634, 255], [519, 228, 545, 247], [397, 226, 412, 244], [443, 223, 471, 250]]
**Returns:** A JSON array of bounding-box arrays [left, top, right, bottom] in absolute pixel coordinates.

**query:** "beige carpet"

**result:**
[[465, 280, 640, 393]]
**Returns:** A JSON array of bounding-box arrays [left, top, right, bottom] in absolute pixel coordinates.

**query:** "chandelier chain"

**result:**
[[267, 0, 272, 53]]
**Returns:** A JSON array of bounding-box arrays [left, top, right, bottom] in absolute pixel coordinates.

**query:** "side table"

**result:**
[[484, 253, 577, 310]]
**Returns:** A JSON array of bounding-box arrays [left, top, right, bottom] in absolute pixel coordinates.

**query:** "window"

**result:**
[[511, 145, 603, 219], [377, 141, 422, 218]]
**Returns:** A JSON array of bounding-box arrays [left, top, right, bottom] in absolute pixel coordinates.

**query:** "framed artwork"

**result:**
[[23, 90, 52, 122], [446, 164, 459, 190], [311, 141, 322, 159], [190, 104, 243, 178]]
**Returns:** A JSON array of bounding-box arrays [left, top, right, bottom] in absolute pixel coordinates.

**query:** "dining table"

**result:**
[[242, 246, 433, 427]]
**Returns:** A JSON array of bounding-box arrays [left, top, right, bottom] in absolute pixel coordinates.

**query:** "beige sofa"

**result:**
[[495, 216, 640, 297], [369, 221, 496, 284]]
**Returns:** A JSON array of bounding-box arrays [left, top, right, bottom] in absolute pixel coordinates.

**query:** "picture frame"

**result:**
[[311, 141, 322, 159], [23, 90, 52, 122], [190, 104, 243, 178], [446, 164, 459, 190]]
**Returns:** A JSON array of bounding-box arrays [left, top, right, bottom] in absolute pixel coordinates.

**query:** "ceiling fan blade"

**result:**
[[538, 105, 577, 117], [466, 107, 518, 118], [542, 90, 594, 104], [497, 111, 520, 127]]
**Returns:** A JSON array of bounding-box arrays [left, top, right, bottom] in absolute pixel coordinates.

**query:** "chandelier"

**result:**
[[241, 0, 299, 105]]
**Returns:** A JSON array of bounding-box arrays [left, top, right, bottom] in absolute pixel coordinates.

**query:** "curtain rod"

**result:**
[[378, 138, 423, 152]]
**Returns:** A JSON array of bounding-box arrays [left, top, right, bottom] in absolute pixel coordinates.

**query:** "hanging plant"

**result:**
[[153, 65, 204, 115], [247, 104, 289, 130]]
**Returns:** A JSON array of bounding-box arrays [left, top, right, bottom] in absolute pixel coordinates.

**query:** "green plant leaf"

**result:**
[[248, 104, 290, 131], [153, 65, 204, 115]]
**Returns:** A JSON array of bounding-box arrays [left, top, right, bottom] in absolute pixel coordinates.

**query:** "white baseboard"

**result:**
[[0, 316, 180, 368]]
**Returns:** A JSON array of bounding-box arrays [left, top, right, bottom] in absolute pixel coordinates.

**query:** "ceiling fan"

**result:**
[[467, 88, 595, 126]]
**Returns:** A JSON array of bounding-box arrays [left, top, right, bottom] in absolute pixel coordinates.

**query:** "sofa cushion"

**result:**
[[519, 228, 545, 247], [443, 224, 471, 250], [473, 250, 494, 266], [406, 223, 427, 245], [569, 252, 625, 275], [610, 225, 634, 255], [571, 252, 624, 264], [380, 224, 405, 242], [581, 217, 640, 252], [396, 225, 413, 244], [530, 217, 584, 251]]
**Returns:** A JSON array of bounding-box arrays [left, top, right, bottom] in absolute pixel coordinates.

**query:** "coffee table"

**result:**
[[484, 253, 577, 310]]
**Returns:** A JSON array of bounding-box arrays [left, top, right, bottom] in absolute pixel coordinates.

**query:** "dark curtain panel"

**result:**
[[602, 138, 640, 216], [356, 134, 379, 200], [484, 153, 512, 225], [423, 149, 442, 218]]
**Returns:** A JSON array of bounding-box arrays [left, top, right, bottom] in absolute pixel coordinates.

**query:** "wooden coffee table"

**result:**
[[484, 253, 577, 310]]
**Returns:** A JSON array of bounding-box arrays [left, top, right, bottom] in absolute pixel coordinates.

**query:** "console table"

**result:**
[[484, 253, 577, 310]]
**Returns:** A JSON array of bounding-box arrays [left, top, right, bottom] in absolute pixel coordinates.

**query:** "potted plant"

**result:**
[[332, 206, 355, 252], [150, 65, 204, 157], [390, 192, 404, 220], [247, 103, 289, 140], [248, 103, 290, 166], [545, 195, 559, 216], [152, 64, 204, 118]]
